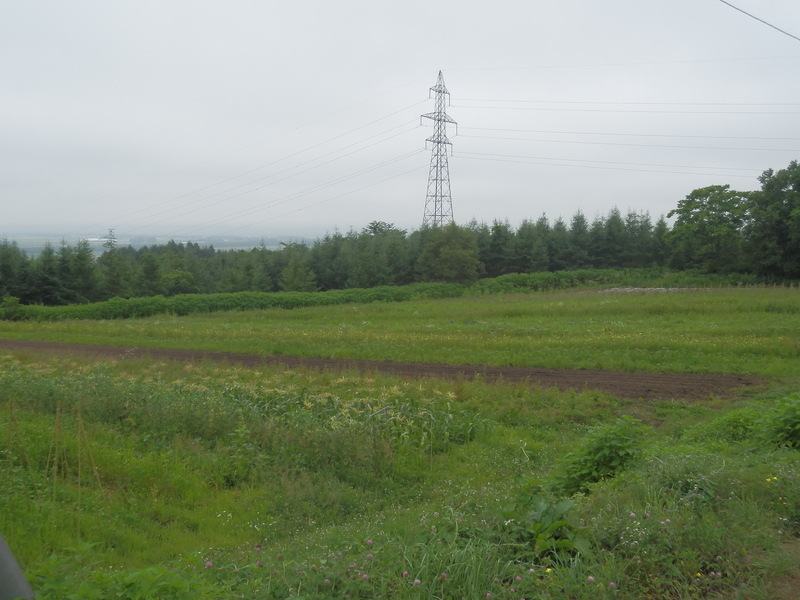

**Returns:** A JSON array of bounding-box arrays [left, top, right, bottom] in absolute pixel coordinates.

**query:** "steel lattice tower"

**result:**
[[421, 71, 457, 227]]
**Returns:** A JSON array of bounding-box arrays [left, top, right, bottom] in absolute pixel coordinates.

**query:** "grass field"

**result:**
[[2, 288, 799, 376], [2, 287, 800, 599]]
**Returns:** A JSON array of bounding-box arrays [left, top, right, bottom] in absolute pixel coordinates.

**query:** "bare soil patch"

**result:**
[[0, 339, 760, 400]]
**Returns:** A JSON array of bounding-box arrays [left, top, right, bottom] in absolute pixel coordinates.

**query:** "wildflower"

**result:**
[[630, 512, 636, 518], [362, 574, 369, 580], [486, 594, 492, 599], [205, 561, 213, 568], [413, 579, 421, 585], [366, 554, 373, 559], [493, 578, 500, 583], [515, 576, 522, 581], [587, 576, 595, 582], [609, 582, 616, 588], [366, 539, 374, 546], [440, 573, 447, 580], [402, 571, 409, 578], [255, 560, 262, 567], [324, 579, 331, 584], [545, 568, 552, 574]]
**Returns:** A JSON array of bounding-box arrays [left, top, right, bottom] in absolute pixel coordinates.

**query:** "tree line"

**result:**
[[667, 160, 800, 278], [1, 160, 797, 306]]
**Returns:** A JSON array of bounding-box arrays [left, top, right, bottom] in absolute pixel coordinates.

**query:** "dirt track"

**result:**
[[0, 338, 761, 401]]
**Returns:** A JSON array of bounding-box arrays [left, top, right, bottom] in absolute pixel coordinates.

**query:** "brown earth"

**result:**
[[0, 338, 761, 401]]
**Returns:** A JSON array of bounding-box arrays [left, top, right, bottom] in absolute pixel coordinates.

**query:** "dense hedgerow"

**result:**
[[0, 282, 467, 321], [0, 268, 776, 322]]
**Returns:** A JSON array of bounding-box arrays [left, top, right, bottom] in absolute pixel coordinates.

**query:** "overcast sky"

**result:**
[[2, 0, 799, 242]]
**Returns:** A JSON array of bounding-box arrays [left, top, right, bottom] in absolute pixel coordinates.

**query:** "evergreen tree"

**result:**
[[565, 211, 591, 269], [0, 240, 31, 301], [512, 218, 549, 273], [548, 217, 570, 271], [623, 210, 654, 268], [279, 250, 317, 292], [135, 252, 163, 297], [30, 243, 70, 305], [485, 219, 515, 277]]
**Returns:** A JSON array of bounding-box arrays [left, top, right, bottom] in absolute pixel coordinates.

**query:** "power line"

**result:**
[[459, 133, 799, 153], [86, 122, 419, 233], [446, 53, 800, 72], [717, 0, 800, 44], [165, 149, 426, 238], [37, 77, 434, 233], [221, 164, 429, 236], [71, 109, 425, 236], [458, 99, 800, 106], [454, 104, 800, 115], [459, 126, 800, 142], [458, 151, 759, 179]]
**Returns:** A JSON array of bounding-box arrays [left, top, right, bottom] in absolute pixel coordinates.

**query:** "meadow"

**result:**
[[2, 287, 800, 376], [2, 287, 800, 599]]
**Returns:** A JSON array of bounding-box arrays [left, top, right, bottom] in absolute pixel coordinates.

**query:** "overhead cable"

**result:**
[[717, 0, 800, 43]]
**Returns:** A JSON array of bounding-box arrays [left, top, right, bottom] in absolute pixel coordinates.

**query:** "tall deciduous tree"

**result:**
[[745, 160, 800, 278], [667, 185, 747, 272], [416, 223, 482, 284]]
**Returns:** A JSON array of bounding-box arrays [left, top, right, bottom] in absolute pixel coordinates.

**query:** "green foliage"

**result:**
[[759, 392, 800, 448], [1, 283, 468, 321], [667, 185, 748, 272], [1, 345, 799, 598], [0, 295, 23, 321], [746, 159, 800, 278], [29, 544, 219, 600], [4, 266, 787, 323], [551, 416, 648, 496], [415, 223, 484, 284], [683, 406, 762, 445], [491, 493, 592, 559]]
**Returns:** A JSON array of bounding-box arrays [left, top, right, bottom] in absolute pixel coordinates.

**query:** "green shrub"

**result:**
[[759, 392, 800, 448], [551, 416, 648, 496], [683, 406, 762, 445], [0, 296, 24, 320]]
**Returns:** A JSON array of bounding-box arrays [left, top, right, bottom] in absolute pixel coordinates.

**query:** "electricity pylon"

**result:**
[[421, 71, 457, 227]]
